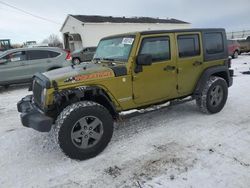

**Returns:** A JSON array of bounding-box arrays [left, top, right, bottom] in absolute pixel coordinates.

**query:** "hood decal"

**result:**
[[64, 70, 113, 83]]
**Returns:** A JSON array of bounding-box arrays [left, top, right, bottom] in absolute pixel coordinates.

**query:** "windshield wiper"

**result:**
[[93, 58, 115, 61], [102, 58, 115, 61], [93, 58, 116, 66]]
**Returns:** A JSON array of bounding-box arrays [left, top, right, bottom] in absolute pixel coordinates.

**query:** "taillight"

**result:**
[[64, 50, 72, 61]]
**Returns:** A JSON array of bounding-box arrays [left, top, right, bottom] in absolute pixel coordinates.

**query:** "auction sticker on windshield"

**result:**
[[122, 38, 134, 45]]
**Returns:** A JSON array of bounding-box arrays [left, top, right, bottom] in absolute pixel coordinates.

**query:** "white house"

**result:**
[[60, 15, 191, 51]]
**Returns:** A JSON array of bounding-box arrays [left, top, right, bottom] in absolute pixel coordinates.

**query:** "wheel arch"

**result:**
[[54, 86, 119, 119], [47, 66, 62, 71], [72, 57, 81, 61], [194, 65, 231, 96]]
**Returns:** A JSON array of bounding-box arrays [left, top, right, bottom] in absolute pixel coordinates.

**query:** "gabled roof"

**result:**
[[70, 15, 189, 24]]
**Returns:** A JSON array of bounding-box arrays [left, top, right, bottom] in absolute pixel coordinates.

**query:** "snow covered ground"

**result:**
[[0, 55, 250, 188]]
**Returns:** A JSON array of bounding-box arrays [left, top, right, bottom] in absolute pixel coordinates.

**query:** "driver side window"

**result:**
[[139, 36, 171, 63], [4, 51, 26, 63]]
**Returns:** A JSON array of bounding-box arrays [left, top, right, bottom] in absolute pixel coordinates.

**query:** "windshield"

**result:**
[[93, 36, 135, 62]]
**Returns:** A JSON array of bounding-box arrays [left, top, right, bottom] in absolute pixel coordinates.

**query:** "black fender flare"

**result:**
[[54, 86, 119, 119], [194, 65, 232, 96]]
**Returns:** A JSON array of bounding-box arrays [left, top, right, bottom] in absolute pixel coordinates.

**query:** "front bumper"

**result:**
[[17, 95, 53, 132]]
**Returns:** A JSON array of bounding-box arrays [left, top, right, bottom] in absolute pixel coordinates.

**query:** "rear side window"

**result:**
[[27, 50, 50, 60], [204, 33, 224, 54], [177, 34, 200, 58], [83, 48, 89, 52], [139, 37, 170, 62], [49, 51, 60, 58]]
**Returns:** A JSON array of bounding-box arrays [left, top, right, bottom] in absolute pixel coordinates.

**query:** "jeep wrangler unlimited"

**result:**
[[17, 29, 233, 160]]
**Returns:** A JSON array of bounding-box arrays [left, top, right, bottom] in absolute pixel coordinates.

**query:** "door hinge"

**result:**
[[176, 68, 179, 74], [176, 85, 179, 90], [132, 76, 137, 81], [132, 93, 135, 99]]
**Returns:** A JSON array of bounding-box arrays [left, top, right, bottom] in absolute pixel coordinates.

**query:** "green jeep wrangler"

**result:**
[[17, 29, 233, 160]]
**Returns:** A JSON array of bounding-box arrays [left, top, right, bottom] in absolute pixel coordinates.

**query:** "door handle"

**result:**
[[193, 61, 203, 66], [164, 65, 176, 71]]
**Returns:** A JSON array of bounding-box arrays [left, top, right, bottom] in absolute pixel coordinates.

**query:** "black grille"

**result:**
[[33, 79, 43, 105]]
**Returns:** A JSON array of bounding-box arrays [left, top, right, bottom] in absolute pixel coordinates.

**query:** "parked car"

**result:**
[[18, 28, 233, 160], [227, 39, 240, 58], [0, 47, 71, 87], [237, 36, 250, 54], [71, 47, 96, 64]]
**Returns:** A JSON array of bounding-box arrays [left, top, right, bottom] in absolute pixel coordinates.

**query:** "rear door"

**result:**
[[0, 51, 28, 82], [176, 32, 204, 96], [133, 34, 178, 105]]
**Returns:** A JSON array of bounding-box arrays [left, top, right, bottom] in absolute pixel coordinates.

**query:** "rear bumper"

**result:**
[[229, 69, 234, 87], [17, 95, 53, 132]]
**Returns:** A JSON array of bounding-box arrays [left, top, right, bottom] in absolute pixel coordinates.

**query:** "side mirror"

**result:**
[[136, 54, 152, 66], [0, 59, 7, 64]]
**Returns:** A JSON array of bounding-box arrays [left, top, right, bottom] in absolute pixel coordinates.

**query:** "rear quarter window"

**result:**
[[202, 30, 227, 61], [49, 51, 60, 58], [204, 33, 224, 54]]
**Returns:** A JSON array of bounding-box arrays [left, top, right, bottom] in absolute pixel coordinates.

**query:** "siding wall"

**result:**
[[61, 16, 191, 51]]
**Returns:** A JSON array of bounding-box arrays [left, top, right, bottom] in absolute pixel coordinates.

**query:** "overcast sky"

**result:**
[[0, 0, 250, 44]]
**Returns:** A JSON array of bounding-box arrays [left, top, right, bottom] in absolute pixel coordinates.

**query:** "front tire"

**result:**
[[53, 101, 114, 160], [196, 76, 228, 114]]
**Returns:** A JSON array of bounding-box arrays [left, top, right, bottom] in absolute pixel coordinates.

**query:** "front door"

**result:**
[[175, 32, 204, 96], [0, 51, 28, 82], [133, 34, 178, 105]]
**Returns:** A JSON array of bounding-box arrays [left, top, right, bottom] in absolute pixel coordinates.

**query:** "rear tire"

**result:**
[[196, 76, 228, 114], [232, 51, 239, 59], [52, 101, 114, 160], [73, 58, 81, 65]]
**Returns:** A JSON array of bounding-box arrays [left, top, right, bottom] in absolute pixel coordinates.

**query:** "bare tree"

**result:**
[[42, 34, 63, 48]]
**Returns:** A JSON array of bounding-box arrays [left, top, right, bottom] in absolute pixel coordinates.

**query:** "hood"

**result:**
[[43, 62, 115, 87]]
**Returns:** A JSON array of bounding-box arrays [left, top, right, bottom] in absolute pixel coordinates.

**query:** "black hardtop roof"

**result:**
[[140, 28, 225, 35], [101, 28, 226, 40]]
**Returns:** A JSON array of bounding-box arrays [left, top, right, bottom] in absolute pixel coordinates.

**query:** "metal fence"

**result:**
[[227, 30, 250, 39]]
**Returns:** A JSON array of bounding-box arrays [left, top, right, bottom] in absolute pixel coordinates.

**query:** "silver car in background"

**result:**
[[71, 47, 96, 64], [0, 47, 71, 87]]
